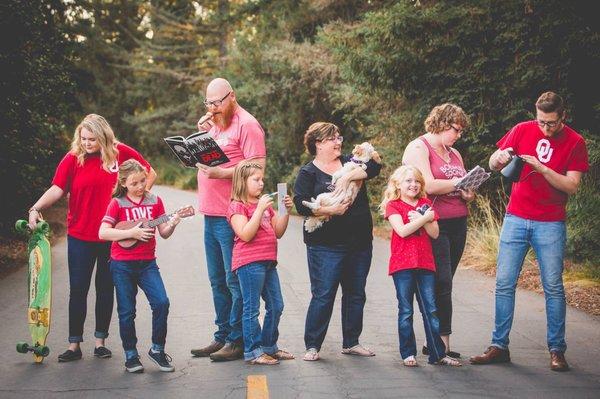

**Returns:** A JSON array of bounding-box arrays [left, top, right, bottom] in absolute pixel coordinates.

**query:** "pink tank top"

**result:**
[[419, 136, 468, 219]]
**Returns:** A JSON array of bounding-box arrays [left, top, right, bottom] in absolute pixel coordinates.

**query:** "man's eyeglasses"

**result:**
[[537, 119, 561, 129], [203, 91, 232, 108], [321, 136, 344, 143]]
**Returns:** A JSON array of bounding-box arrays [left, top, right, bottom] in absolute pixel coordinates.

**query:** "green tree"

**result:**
[[0, 0, 80, 234]]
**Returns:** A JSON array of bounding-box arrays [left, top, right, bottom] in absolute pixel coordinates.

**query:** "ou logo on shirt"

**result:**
[[536, 139, 554, 163]]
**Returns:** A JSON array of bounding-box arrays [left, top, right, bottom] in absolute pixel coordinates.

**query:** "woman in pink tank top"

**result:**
[[402, 103, 475, 359]]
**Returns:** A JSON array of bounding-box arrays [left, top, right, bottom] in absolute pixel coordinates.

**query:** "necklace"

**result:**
[[426, 134, 450, 160]]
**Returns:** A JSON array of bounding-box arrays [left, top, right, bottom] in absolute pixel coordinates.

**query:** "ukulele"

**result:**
[[115, 205, 195, 249]]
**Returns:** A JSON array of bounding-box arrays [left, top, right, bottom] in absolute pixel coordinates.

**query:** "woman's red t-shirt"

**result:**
[[52, 143, 151, 242]]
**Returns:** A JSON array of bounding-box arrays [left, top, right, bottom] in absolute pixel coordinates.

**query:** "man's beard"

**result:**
[[214, 102, 236, 128]]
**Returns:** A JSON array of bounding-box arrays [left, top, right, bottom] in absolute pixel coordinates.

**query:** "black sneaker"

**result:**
[[94, 346, 112, 358], [148, 349, 175, 372], [125, 357, 144, 373], [58, 348, 82, 362]]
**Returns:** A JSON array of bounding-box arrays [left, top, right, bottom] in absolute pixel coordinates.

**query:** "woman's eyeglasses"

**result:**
[[449, 125, 464, 135], [320, 136, 344, 143]]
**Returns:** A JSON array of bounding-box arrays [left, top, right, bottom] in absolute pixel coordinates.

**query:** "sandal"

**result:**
[[423, 345, 461, 359], [247, 354, 279, 365], [303, 348, 320, 361], [436, 356, 462, 367], [270, 349, 295, 360], [403, 355, 418, 367], [341, 344, 375, 357]]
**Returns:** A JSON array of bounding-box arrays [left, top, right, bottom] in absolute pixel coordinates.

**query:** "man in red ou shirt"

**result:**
[[470, 92, 589, 372]]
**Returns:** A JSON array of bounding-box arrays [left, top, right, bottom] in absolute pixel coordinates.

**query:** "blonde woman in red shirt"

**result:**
[[27, 114, 156, 362]]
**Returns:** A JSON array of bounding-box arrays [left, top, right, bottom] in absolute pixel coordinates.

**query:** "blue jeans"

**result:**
[[67, 236, 113, 343], [304, 244, 372, 350], [393, 269, 446, 363], [203, 216, 243, 344], [236, 261, 284, 361], [110, 259, 170, 360], [492, 213, 567, 353]]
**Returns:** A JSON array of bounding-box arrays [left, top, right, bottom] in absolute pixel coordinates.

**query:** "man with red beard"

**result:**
[[191, 78, 266, 361]]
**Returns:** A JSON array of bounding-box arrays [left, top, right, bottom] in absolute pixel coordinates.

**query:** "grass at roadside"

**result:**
[[463, 193, 600, 315]]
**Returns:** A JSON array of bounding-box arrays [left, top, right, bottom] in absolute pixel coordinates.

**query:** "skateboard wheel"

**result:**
[[16, 342, 29, 353], [37, 221, 50, 235], [15, 220, 29, 234], [34, 345, 50, 357]]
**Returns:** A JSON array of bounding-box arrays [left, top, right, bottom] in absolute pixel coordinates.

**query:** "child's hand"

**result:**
[[257, 194, 274, 211], [168, 213, 181, 228], [407, 210, 420, 222], [283, 195, 293, 211], [130, 223, 154, 242], [423, 208, 435, 222]]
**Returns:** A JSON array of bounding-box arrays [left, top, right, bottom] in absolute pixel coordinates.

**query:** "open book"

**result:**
[[455, 165, 491, 191], [164, 131, 229, 168]]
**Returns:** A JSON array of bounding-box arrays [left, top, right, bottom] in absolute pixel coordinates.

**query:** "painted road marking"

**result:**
[[247, 375, 269, 399]]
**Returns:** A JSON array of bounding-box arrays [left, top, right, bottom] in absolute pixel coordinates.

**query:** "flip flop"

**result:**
[[303, 348, 319, 361]]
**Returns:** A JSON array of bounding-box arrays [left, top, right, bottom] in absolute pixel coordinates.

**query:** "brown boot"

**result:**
[[190, 340, 224, 357], [209, 342, 244, 362], [469, 346, 511, 364], [550, 351, 570, 372]]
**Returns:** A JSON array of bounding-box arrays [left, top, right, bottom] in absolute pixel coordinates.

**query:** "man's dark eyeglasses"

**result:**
[[204, 92, 232, 108], [537, 119, 561, 128]]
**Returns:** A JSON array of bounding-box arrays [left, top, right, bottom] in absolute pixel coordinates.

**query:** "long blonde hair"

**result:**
[[112, 159, 147, 198], [231, 160, 263, 203], [379, 165, 426, 215], [71, 114, 119, 171]]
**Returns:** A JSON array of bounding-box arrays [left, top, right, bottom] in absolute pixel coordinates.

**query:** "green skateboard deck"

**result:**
[[15, 220, 52, 363]]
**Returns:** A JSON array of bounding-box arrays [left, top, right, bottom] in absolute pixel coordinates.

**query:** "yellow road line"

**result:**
[[247, 375, 269, 399]]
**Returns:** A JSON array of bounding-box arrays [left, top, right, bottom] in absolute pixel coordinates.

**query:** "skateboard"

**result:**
[[15, 220, 52, 363]]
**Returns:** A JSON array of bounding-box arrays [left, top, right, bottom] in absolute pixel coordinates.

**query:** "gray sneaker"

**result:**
[[209, 342, 243, 362], [191, 340, 224, 357]]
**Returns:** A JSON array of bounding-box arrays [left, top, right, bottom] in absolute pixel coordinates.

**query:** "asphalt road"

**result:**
[[1, 185, 599, 398]]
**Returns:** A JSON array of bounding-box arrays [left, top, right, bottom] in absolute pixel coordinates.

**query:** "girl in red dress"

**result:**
[[380, 165, 460, 367]]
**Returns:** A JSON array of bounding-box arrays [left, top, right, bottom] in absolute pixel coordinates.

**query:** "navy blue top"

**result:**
[[293, 154, 382, 248]]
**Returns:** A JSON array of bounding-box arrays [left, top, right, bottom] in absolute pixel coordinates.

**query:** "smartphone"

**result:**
[[277, 183, 287, 216]]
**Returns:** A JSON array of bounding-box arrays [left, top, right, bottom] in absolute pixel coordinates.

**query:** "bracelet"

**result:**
[[28, 207, 40, 214]]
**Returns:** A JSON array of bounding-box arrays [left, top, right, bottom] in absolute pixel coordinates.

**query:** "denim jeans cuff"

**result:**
[[125, 349, 139, 361], [68, 336, 83, 343], [491, 343, 508, 350], [94, 331, 109, 339], [152, 343, 165, 352], [244, 348, 264, 361], [342, 341, 359, 349], [262, 344, 279, 355], [549, 347, 566, 354]]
